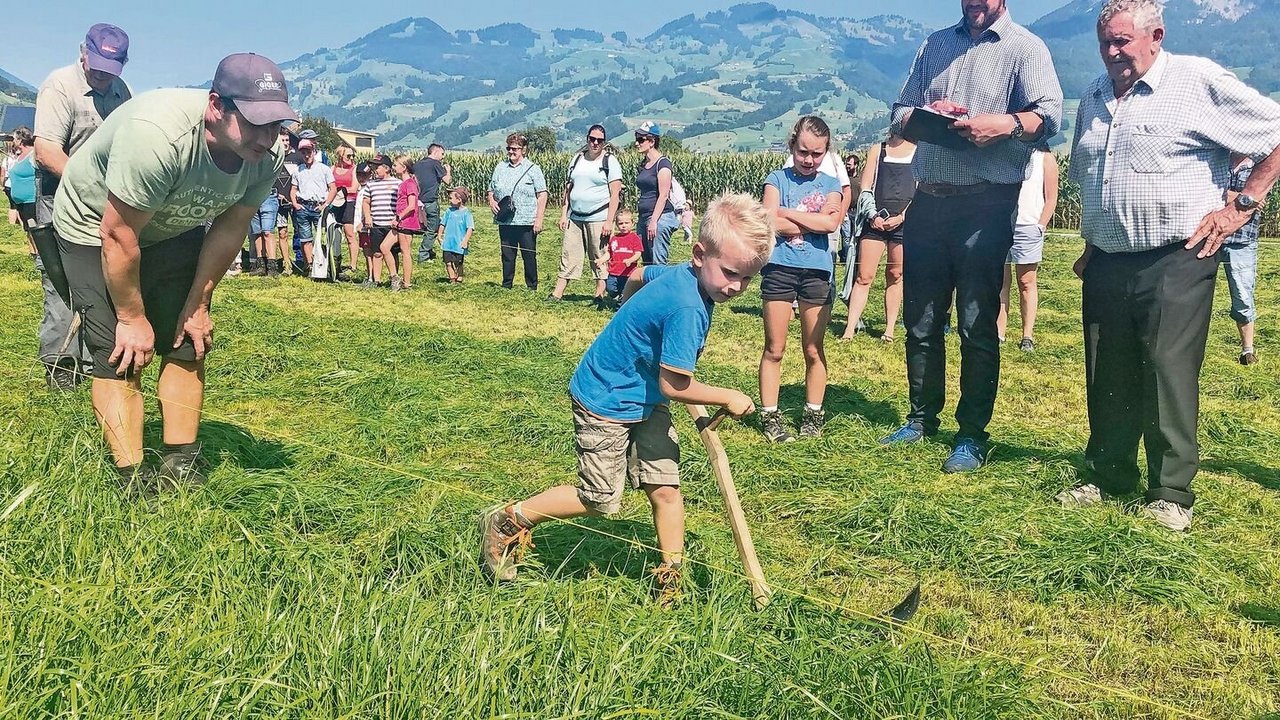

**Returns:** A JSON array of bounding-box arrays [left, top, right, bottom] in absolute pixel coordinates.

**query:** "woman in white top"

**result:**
[[997, 150, 1059, 352], [549, 124, 622, 305], [841, 131, 916, 342]]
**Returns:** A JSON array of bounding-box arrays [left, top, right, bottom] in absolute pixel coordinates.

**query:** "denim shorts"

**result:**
[[1220, 242, 1257, 324], [250, 195, 279, 236]]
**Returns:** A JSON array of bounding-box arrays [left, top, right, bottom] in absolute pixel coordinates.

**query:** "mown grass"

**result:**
[[0, 207, 1278, 719]]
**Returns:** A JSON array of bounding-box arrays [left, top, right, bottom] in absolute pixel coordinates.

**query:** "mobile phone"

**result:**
[[875, 208, 891, 220]]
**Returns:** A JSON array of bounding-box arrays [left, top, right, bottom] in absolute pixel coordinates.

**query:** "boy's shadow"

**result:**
[[142, 419, 292, 472], [531, 518, 711, 588]]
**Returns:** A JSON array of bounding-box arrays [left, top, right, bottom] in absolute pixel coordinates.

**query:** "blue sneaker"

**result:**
[[879, 421, 928, 445], [942, 438, 988, 474]]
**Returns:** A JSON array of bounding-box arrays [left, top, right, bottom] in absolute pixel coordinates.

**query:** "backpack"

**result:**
[[669, 176, 687, 211], [566, 149, 617, 219]]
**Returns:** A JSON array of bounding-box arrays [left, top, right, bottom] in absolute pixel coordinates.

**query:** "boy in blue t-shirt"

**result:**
[[437, 187, 474, 283], [480, 193, 775, 605]]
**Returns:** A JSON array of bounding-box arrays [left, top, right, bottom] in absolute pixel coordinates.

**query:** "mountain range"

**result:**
[[5, 0, 1278, 150]]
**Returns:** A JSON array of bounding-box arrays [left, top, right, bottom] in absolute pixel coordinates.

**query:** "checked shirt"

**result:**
[[1070, 51, 1280, 254], [891, 12, 1063, 186]]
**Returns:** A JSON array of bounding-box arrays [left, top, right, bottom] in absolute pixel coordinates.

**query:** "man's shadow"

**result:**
[[142, 418, 292, 473], [1201, 457, 1280, 492]]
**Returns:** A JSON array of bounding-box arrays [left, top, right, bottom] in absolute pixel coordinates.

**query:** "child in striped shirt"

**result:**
[[361, 154, 401, 289]]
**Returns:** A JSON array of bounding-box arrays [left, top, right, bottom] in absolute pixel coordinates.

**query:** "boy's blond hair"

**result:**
[[698, 192, 774, 262], [616, 208, 634, 221]]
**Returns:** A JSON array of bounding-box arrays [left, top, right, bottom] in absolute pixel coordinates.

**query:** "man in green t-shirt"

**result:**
[[53, 53, 296, 495]]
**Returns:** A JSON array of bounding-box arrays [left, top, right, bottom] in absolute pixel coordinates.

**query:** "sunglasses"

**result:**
[[506, 146, 523, 151], [587, 136, 605, 144], [634, 135, 654, 143]]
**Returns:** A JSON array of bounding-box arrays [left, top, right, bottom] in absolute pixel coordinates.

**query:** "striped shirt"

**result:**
[[891, 12, 1062, 186], [363, 177, 400, 227], [1070, 52, 1280, 254]]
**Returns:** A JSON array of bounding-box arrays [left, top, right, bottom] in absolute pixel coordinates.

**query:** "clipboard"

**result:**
[[901, 107, 972, 151]]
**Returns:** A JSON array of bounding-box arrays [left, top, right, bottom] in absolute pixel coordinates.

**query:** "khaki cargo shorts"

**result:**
[[573, 400, 680, 514]]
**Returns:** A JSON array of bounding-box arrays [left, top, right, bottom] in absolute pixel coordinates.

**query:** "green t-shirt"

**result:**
[[53, 88, 284, 247]]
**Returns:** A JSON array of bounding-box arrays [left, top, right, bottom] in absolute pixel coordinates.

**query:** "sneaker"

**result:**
[[157, 442, 208, 487], [336, 266, 354, 282], [651, 561, 684, 609], [1055, 482, 1102, 507], [1019, 337, 1036, 353], [390, 274, 403, 292], [760, 409, 795, 443], [1240, 350, 1258, 366], [593, 296, 607, 311], [478, 504, 534, 581], [545, 294, 563, 302], [798, 407, 825, 439], [878, 421, 928, 446], [360, 277, 376, 289], [1139, 499, 1193, 532], [116, 465, 169, 499], [942, 438, 988, 474], [46, 363, 80, 392]]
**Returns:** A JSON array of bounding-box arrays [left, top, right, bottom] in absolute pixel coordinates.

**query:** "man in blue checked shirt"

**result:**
[[1059, 0, 1280, 532], [879, 0, 1063, 475]]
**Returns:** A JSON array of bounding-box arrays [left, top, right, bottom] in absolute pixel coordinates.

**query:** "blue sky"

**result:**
[[5, 0, 1065, 91]]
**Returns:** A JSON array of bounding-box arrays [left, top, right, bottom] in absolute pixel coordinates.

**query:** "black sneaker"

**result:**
[[1240, 350, 1258, 366], [1019, 337, 1036, 353], [760, 409, 795, 443], [798, 407, 825, 438], [46, 362, 80, 392], [157, 442, 208, 487]]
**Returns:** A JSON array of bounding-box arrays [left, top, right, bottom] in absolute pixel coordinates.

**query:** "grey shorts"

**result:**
[[1007, 223, 1045, 265], [573, 400, 680, 514]]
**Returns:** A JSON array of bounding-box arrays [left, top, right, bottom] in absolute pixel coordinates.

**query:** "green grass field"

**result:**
[[1, 208, 1278, 719]]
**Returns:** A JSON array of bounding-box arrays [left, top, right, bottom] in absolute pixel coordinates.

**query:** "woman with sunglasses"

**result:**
[[487, 133, 548, 290], [549, 124, 622, 305], [332, 144, 360, 280], [633, 121, 679, 265]]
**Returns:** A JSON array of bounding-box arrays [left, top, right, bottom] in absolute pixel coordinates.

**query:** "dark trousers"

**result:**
[[417, 198, 441, 261], [902, 184, 1019, 443], [499, 224, 538, 289], [1082, 242, 1217, 508]]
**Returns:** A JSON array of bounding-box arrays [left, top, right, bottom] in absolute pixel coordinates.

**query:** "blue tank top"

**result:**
[[8, 154, 36, 204]]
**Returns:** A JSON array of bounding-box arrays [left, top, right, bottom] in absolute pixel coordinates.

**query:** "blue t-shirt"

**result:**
[[8, 155, 36, 204], [569, 263, 713, 422], [440, 206, 474, 254], [765, 167, 842, 273]]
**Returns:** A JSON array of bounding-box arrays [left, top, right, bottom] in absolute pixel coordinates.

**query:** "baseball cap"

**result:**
[[635, 121, 662, 137], [298, 139, 315, 150], [85, 23, 129, 76], [297, 129, 318, 140], [356, 161, 371, 174], [368, 153, 393, 166], [211, 53, 299, 126]]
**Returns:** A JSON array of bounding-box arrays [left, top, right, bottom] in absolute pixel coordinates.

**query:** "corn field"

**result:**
[[384, 149, 1280, 236]]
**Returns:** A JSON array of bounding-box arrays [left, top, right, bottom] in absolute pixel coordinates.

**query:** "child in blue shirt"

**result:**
[[756, 116, 845, 444], [438, 187, 474, 283], [480, 193, 775, 605]]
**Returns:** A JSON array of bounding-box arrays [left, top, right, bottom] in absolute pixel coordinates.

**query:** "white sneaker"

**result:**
[[1140, 500, 1192, 532], [1055, 483, 1102, 507]]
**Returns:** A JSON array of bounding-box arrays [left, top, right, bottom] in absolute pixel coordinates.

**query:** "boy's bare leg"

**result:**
[[157, 358, 204, 445], [518, 485, 600, 524], [644, 484, 685, 564], [92, 376, 145, 468]]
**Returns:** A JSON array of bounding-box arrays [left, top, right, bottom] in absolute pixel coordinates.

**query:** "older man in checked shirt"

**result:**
[[878, 0, 1062, 475], [1058, 0, 1280, 531]]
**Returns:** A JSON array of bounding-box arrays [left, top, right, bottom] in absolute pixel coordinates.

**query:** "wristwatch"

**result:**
[[1234, 193, 1261, 212], [1009, 114, 1025, 140]]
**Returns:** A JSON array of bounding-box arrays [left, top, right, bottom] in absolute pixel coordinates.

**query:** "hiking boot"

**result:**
[[1140, 499, 1193, 532], [651, 561, 684, 609], [798, 407, 825, 439], [879, 421, 928, 446], [46, 362, 80, 392], [267, 260, 282, 278], [390, 274, 403, 292], [116, 465, 172, 499], [1055, 482, 1102, 507], [478, 504, 534, 581], [1240, 349, 1258, 366], [157, 442, 208, 487], [759, 409, 795, 443], [942, 437, 988, 474], [1019, 337, 1036, 353], [360, 277, 376, 289]]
